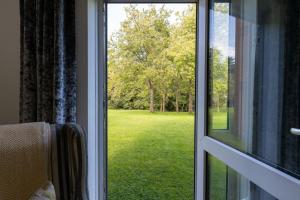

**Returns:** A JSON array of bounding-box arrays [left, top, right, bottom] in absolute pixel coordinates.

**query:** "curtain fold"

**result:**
[[20, 0, 76, 124]]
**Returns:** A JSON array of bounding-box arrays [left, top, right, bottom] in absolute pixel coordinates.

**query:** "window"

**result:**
[[208, 0, 300, 178], [207, 154, 277, 200], [204, 0, 300, 199]]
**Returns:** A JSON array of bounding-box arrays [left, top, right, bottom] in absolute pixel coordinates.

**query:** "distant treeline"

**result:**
[[108, 5, 228, 112]]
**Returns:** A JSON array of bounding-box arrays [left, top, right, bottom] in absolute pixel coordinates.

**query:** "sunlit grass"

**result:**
[[212, 111, 228, 129], [108, 109, 227, 200]]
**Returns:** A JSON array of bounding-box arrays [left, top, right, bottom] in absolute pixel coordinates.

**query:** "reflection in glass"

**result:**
[[209, 2, 230, 130], [207, 154, 277, 200], [208, 0, 300, 179]]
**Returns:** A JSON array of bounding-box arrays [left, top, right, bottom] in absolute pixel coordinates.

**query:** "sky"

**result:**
[[106, 3, 235, 58], [107, 4, 191, 38]]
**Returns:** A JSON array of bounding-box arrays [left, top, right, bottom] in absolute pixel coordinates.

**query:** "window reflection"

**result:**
[[207, 154, 278, 200], [209, 2, 230, 130], [208, 0, 300, 179]]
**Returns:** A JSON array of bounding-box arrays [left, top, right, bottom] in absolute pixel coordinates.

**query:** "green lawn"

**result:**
[[211, 111, 228, 129], [108, 109, 227, 200]]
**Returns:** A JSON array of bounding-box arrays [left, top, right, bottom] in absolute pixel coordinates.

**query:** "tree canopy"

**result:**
[[108, 5, 228, 112]]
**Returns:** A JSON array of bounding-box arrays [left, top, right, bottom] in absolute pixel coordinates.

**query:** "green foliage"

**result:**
[[108, 5, 228, 112], [210, 48, 229, 112], [108, 5, 172, 111], [167, 6, 196, 112]]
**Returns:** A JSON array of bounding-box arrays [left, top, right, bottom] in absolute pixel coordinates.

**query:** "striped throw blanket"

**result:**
[[50, 124, 89, 200]]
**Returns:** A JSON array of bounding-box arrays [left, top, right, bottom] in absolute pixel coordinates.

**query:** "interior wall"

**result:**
[[0, 0, 94, 197], [0, 0, 88, 126], [0, 1, 20, 124]]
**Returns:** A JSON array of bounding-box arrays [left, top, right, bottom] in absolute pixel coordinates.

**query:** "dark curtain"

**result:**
[[281, 0, 300, 177], [252, 0, 285, 166], [253, 0, 300, 178], [252, 0, 300, 198], [20, 0, 76, 124]]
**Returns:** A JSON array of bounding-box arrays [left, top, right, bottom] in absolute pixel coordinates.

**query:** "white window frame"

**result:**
[[87, 0, 300, 199], [196, 1, 300, 200]]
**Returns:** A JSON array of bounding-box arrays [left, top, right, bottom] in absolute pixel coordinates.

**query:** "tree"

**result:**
[[167, 6, 196, 113], [210, 48, 228, 112], [108, 5, 198, 113], [108, 5, 171, 112]]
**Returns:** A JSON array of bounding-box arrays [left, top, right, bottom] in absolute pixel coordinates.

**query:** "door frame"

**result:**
[[95, 0, 300, 200]]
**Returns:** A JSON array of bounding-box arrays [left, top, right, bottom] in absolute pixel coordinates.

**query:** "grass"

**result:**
[[207, 155, 227, 200], [211, 111, 228, 129], [108, 109, 228, 200]]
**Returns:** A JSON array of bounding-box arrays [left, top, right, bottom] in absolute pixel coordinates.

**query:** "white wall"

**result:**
[[0, 1, 20, 124]]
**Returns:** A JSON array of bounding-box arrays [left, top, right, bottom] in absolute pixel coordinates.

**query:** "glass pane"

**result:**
[[208, 2, 230, 130], [208, 0, 300, 178], [207, 154, 278, 200]]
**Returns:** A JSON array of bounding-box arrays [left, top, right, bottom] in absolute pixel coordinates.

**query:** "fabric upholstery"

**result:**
[[0, 122, 51, 200], [0, 123, 88, 200], [29, 181, 56, 200], [19, 0, 76, 124]]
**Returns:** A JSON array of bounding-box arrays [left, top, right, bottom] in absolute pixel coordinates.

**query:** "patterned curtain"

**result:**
[[20, 0, 76, 124]]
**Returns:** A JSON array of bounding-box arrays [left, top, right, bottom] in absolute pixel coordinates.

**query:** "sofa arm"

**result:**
[[50, 124, 89, 200]]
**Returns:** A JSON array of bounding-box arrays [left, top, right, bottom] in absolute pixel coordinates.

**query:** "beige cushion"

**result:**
[[0, 122, 51, 200], [29, 181, 56, 200]]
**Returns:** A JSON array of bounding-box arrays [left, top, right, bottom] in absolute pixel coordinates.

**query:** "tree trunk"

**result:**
[[160, 98, 163, 112], [188, 93, 193, 113], [149, 81, 154, 113], [162, 94, 166, 112], [175, 91, 179, 112], [216, 94, 220, 112]]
